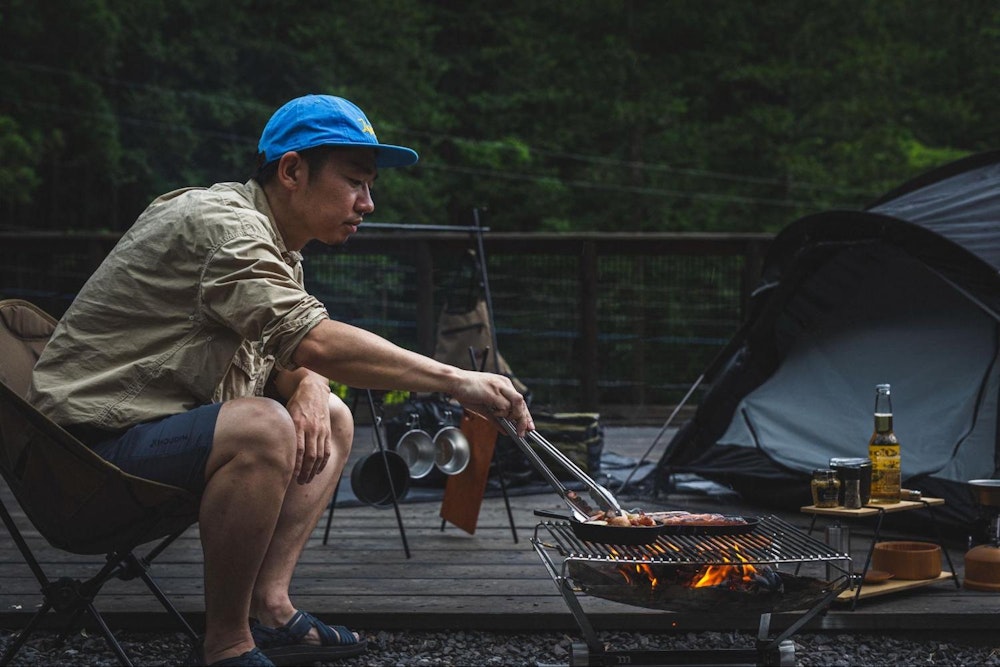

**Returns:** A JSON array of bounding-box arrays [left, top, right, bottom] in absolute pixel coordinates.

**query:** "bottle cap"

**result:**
[[838, 466, 862, 480], [829, 457, 871, 469]]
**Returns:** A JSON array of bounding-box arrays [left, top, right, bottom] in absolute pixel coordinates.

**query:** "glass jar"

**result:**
[[839, 465, 863, 509], [830, 457, 872, 506], [811, 469, 841, 508]]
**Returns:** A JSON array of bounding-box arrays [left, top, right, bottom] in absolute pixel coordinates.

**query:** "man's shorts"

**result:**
[[90, 403, 223, 495]]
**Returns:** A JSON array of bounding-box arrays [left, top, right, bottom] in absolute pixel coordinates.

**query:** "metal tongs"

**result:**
[[496, 417, 623, 522]]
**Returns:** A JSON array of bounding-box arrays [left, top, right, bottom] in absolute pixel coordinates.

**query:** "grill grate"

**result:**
[[530, 513, 852, 666], [533, 514, 845, 567]]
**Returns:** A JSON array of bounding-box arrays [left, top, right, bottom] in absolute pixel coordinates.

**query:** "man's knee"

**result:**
[[216, 397, 297, 468]]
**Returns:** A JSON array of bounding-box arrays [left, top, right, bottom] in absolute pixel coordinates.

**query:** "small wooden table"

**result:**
[[800, 497, 960, 608]]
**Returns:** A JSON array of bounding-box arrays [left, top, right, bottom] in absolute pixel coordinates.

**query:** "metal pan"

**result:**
[[433, 426, 471, 475], [533, 509, 663, 546], [656, 516, 760, 536], [395, 428, 436, 479], [351, 450, 410, 508]]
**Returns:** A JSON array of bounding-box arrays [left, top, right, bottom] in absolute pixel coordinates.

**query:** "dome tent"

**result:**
[[657, 150, 1000, 536]]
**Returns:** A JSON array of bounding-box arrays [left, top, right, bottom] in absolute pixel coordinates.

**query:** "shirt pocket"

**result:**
[[214, 341, 275, 402]]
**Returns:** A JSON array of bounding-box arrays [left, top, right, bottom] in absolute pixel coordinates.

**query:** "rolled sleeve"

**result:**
[[202, 234, 328, 371], [263, 296, 328, 371]]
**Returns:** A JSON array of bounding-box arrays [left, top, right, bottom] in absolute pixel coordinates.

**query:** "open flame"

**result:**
[[690, 562, 758, 588], [614, 543, 765, 591], [619, 563, 660, 589], [561, 522, 829, 614], [690, 545, 759, 588]]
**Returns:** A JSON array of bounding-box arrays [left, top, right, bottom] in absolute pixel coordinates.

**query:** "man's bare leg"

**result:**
[[250, 395, 355, 641], [199, 398, 298, 664]]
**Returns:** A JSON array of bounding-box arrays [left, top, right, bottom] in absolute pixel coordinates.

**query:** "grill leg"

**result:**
[[555, 578, 602, 653], [777, 640, 796, 666]]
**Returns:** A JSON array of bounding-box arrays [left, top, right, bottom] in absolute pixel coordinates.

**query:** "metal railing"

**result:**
[[0, 230, 772, 418]]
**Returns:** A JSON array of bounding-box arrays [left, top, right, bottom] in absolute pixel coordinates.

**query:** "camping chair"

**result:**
[[0, 299, 200, 666]]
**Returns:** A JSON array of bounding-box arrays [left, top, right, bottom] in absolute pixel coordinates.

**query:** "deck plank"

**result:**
[[2, 426, 999, 633]]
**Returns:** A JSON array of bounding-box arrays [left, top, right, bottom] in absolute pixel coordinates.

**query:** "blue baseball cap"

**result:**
[[258, 95, 418, 168]]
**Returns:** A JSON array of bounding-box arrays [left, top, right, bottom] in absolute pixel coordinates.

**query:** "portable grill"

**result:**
[[492, 417, 852, 664], [531, 514, 853, 666]]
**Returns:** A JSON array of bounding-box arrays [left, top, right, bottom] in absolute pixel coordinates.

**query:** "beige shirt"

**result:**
[[28, 180, 329, 432]]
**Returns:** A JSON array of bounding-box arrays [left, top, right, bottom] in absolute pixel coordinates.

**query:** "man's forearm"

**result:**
[[272, 366, 331, 402], [292, 319, 462, 395], [291, 318, 533, 436]]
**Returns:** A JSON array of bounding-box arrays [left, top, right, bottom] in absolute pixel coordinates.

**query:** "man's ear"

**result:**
[[275, 151, 306, 190]]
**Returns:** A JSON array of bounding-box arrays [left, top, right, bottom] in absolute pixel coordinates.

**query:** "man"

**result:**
[[28, 94, 533, 667]]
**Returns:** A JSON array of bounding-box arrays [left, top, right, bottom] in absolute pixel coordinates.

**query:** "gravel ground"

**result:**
[[2, 628, 999, 666]]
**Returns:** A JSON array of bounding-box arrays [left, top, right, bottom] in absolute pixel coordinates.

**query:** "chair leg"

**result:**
[[9, 560, 135, 666], [0, 601, 51, 666], [111, 531, 197, 639], [128, 553, 198, 640], [0, 500, 50, 588], [0, 500, 56, 666], [0, 503, 192, 665], [84, 601, 134, 667], [0, 594, 136, 667], [47, 569, 129, 657]]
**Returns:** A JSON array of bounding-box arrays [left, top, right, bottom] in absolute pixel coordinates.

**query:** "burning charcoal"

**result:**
[[750, 568, 784, 593], [545, 516, 844, 615]]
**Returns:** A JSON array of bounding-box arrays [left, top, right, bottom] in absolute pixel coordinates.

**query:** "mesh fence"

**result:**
[[0, 232, 765, 413], [300, 237, 751, 409]]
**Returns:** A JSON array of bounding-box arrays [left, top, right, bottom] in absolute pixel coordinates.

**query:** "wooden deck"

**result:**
[[2, 426, 999, 636]]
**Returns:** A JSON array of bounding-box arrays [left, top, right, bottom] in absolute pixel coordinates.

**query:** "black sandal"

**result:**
[[250, 610, 367, 665]]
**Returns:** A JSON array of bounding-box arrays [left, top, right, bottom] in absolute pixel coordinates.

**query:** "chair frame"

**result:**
[[0, 494, 195, 665], [0, 299, 199, 666]]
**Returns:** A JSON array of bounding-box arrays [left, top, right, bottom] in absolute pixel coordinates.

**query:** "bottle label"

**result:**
[[871, 453, 901, 501], [870, 448, 900, 467]]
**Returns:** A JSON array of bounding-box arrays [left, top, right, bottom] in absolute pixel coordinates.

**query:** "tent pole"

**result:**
[[929, 270, 1000, 325], [615, 318, 751, 493], [615, 374, 704, 493]]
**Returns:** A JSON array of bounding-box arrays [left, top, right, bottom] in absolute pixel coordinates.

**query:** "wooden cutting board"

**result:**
[[439, 411, 498, 534]]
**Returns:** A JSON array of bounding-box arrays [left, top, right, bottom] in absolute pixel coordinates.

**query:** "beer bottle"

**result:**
[[868, 383, 901, 503]]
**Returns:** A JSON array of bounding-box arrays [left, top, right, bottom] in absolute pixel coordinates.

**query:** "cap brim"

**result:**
[[321, 142, 418, 168], [259, 142, 418, 168], [371, 144, 419, 168]]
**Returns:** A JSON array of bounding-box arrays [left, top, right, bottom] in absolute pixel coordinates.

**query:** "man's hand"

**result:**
[[450, 370, 534, 436], [278, 369, 333, 484], [291, 318, 534, 435]]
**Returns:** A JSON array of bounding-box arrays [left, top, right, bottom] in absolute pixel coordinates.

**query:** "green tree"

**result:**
[[0, 0, 123, 228], [2, 0, 997, 234]]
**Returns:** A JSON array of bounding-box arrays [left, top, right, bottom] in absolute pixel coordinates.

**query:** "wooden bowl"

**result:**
[[863, 569, 894, 585], [964, 545, 1000, 592], [872, 541, 942, 580]]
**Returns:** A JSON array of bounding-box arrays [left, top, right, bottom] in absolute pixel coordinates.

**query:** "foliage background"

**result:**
[[2, 0, 997, 235]]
